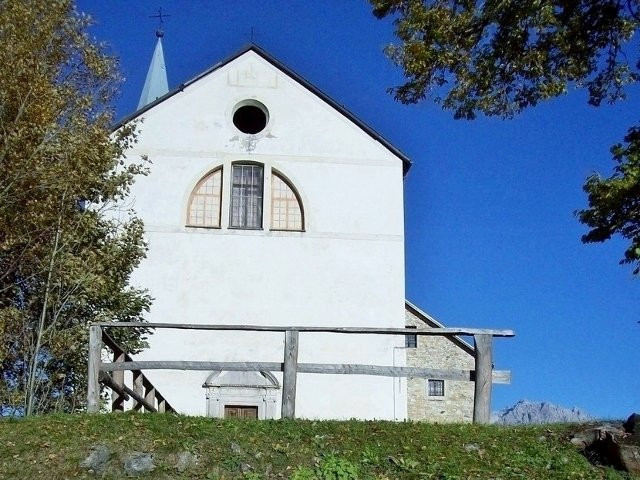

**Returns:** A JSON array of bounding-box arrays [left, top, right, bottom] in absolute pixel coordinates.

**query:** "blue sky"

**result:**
[[77, 1, 639, 419]]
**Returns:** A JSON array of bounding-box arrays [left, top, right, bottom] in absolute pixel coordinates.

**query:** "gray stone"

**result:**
[[230, 442, 244, 455], [123, 452, 155, 476], [240, 463, 253, 473], [405, 310, 475, 423], [80, 444, 111, 474], [619, 445, 640, 474], [463, 443, 480, 452], [176, 451, 198, 473]]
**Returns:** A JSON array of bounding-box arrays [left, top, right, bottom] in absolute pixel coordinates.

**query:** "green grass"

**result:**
[[0, 413, 635, 479]]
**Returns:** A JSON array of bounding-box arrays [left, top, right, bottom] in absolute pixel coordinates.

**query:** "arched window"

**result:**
[[187, 167, 222, 227], [230, 163, 263, 229], [271, 171, 304, 231]]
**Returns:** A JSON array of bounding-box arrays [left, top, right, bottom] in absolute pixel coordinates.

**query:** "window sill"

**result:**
[[228, 226, 264, 231], [269, 229, 305, 233], [185, 225, 221, 230]]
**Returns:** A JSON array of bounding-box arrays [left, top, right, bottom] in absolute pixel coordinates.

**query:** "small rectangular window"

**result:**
[[405, 325, 417, 348], [428, 379, 445, 396], [230, 164, 263, 228]]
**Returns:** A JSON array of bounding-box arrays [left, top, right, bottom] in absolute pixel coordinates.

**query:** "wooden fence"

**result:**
[[88, 322, 514, 423], [92, 329, 175, 413]]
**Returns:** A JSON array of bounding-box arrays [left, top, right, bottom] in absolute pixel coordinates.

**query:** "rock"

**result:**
[[123, 452, 155, 476], [619, 445, 640, 474], [176, 451, 198, 473], [571, 425, 627, 448], [463, 443, 480, 452], [230, 442, 244, 455], [240, 462, 253, 473], [494, 400, 592, 425], [576, 428, 640, 474], [623, 413, 640, 436], [571, 429, 605, 448], [80, 444, 111, 474]]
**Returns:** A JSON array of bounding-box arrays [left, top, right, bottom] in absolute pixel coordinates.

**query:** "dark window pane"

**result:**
[[428, 379, 445, 396], [405, 325, 417, 348]]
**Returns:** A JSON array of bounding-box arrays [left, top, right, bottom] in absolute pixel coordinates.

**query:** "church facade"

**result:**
[[115, 42, 475, 421]]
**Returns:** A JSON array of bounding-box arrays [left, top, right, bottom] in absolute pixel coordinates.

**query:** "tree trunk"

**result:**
[[24, 208, 63, 416]]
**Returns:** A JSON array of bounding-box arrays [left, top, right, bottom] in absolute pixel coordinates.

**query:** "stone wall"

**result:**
[[405, 307, 475, 423]]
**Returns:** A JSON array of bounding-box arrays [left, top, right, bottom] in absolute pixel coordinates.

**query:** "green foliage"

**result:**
[[370, 0, 638, 119], [291, 466, 317, 480], [316, 454, 359, 480], [0, 414, 632, 479], [578, 125, 640, 273], [0, 0, 150, 414], [370, 0, 640, 276]]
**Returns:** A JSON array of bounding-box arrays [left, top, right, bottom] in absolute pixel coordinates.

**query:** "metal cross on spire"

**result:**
[[150, 7, 171, 38]]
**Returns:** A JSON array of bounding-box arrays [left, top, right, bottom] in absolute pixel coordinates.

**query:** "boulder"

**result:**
[[176, 451, 198, 473], [123, 452, 155, 476], [230, 442, 244, 455], [573, 425, 640, 475], [619, 445, 640, 474], [80, 444, 111, 474]]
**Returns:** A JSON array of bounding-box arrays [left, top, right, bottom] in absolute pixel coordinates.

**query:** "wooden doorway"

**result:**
[[224, 405, 258, 419]]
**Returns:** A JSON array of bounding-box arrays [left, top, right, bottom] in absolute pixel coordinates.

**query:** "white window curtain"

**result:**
[[230, 164, 263, 228]]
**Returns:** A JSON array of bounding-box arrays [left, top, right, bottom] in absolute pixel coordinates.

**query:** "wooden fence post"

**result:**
[[281, 329, 299, 419], [473, 334, 493, 424], [144, 383, 156, 413], [111, 351, 125, 411], [132, 371, 144, 411], [157, 396, 166, 413], [87, 325, 102, 413]]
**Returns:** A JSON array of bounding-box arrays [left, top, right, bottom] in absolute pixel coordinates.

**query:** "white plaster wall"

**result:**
[[118, 50, 407, 419]]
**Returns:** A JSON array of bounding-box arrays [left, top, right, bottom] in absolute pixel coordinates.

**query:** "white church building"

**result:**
[[114, 36, 478, 421]]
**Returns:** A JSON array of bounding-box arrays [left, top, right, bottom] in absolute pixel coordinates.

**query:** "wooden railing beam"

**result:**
[[100, 372, 156, 412], [94, 322, 514, 337], [100, 360, 510, 384]]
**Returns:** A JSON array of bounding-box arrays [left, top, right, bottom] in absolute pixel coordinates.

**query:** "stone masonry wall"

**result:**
[[405, 309, 475, 423]]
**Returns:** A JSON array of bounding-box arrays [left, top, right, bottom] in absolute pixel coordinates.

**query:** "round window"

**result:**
[[232, 101, 269, 134]]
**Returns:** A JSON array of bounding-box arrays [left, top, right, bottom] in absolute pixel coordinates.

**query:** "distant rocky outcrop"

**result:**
[[493, 400, 592, 425]]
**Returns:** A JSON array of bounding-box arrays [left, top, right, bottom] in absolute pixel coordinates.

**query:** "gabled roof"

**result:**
[[405, 300, 474, 356], [114, 43, 412, 175]]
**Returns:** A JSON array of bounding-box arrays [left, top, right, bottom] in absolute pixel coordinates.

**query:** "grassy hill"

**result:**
[[0, 413, 635, 479]]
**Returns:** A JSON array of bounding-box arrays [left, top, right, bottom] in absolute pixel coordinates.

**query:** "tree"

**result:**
[[0, 0, 150, 415], [370, 0, 640, 273]]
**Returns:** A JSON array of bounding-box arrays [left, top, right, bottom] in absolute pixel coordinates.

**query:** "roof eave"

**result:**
[[404, 300, 475, 356]]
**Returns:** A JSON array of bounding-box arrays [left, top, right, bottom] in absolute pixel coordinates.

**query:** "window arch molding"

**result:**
[[184, 161, 307, 232], [185, 165, 224, 228], [270, 168, 305, 232]]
